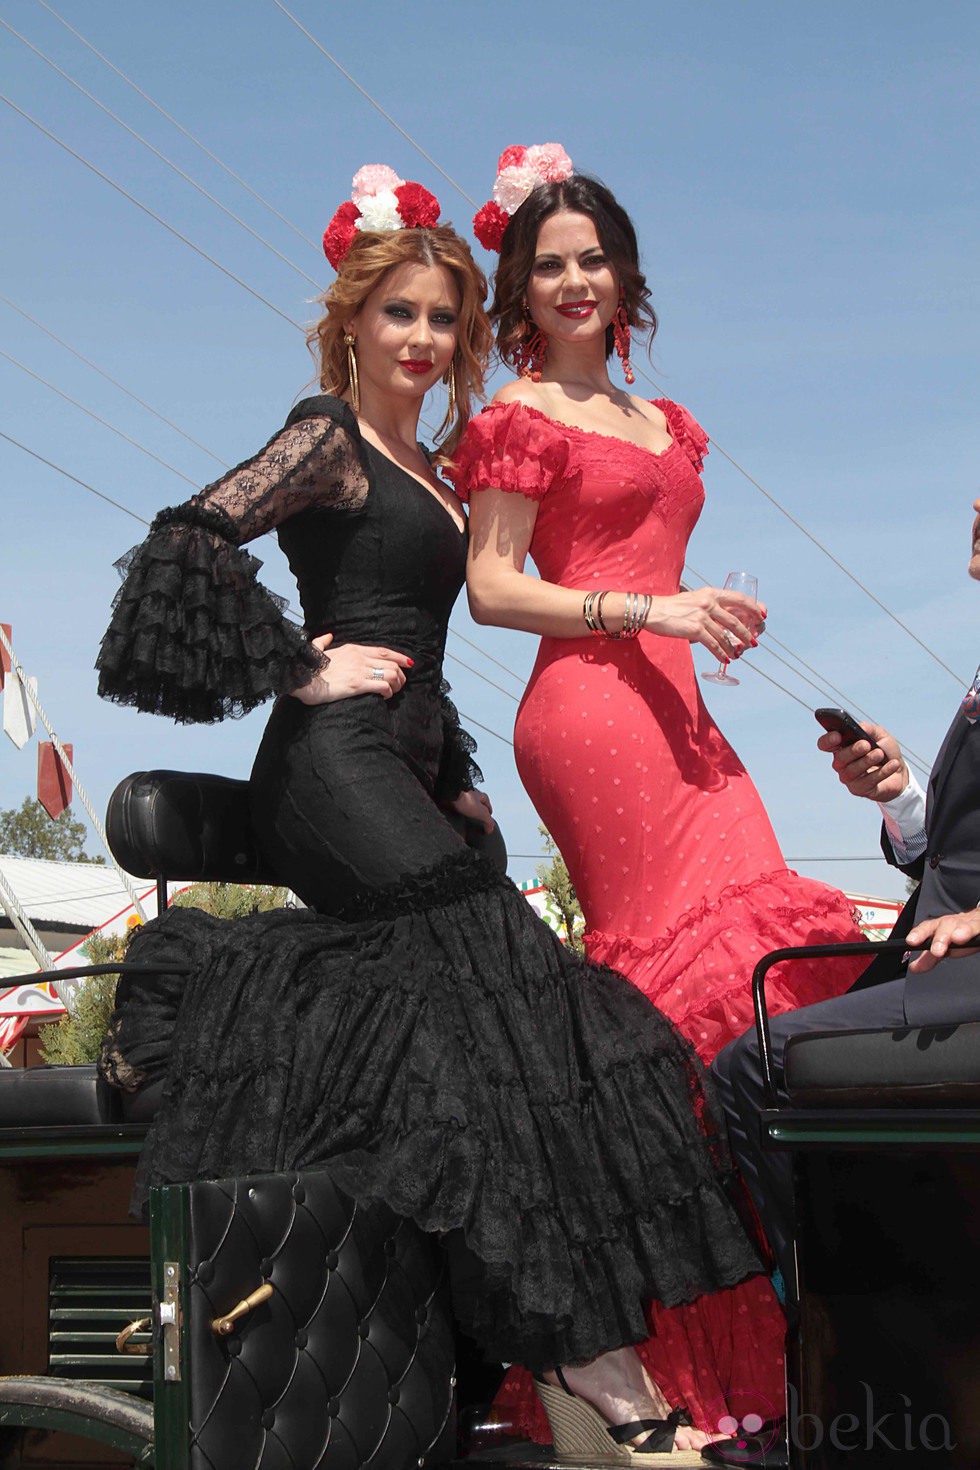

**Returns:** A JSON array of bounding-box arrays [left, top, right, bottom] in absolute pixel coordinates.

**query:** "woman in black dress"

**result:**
[[96, 168, 761, 1462]]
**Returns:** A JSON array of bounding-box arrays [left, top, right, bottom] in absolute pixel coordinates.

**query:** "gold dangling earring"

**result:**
[[445, 360, 457, 422], [344, 332, 360, 414]]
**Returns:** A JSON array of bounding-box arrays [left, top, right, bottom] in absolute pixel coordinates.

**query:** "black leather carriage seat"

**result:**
[[106, 769, 279, 886], [0, 1063, 116, 1127], [0, 768, 506, 1131], [784, 1019, 980, 1107]]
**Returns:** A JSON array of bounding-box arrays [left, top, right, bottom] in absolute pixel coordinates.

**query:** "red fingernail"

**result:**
[[751, 638, 759, 647], [406, 658, 415, 667]]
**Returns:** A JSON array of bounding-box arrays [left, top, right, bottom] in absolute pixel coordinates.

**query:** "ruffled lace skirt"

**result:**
[[103, 853, 763, 1371]]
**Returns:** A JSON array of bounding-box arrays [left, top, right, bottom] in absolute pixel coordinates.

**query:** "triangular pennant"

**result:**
[[38, 741, 73, 821], [3, 669, 38, 750], [0, 625, 10, 694]]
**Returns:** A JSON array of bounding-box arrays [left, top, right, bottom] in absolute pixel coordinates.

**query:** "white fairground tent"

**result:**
[[0, 854, 189, 1054]]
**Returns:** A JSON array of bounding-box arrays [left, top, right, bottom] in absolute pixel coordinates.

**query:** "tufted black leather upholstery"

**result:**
[[159, 1168, 456, 1470], [106, 769, 278, 887]]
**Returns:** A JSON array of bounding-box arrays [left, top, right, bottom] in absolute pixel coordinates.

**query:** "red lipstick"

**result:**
[[556, 301, 596, 318], [401, 359, 433, 374]]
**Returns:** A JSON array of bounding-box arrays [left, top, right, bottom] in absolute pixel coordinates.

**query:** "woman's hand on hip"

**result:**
[[445, 788, 495, 834], [646, 587, 766, 660], [290, 633, 413, 705]]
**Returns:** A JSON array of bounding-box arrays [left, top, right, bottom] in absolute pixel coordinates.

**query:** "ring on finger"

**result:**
[[369, 667, 387, 681]]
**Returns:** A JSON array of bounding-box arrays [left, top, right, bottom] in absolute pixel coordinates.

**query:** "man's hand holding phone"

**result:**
[[814, 708, 909, 802]]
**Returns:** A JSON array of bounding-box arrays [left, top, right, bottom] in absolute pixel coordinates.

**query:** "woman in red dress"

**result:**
[[451, 146, 868, 1444]]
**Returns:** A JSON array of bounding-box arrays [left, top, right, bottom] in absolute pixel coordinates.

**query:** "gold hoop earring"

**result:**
[[446, 361, 457, 421], [344, 333, 360, 414]]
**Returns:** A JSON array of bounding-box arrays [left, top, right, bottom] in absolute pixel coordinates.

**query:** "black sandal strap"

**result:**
[[607, 1407, 694, 1452], [554, 1366, 574, 1397]]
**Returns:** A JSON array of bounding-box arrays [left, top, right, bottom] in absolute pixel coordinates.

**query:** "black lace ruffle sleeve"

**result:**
[[434, 679, 483, 801], [96, 401, 368, 724]]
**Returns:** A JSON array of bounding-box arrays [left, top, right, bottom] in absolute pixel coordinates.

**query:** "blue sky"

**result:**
[[2, 0, 978, 901]]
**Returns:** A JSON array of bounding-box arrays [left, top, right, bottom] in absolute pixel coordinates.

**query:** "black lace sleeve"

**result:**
[[434, 679, 483, 801], [96, 403, 368, 723]]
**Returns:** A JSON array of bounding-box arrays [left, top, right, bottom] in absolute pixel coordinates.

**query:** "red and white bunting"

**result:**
[[3, 668, 37, 750], [0, 624, 10, 693], [38, 741, 73, 821]]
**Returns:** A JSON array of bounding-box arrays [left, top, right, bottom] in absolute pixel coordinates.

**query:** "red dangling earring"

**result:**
[[514, 305, 547, 382], [613, 292, 635, 385]]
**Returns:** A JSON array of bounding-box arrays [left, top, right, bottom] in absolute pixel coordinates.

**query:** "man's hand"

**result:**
[[906, 910, 980, 972], [817, 721, 909, 803]]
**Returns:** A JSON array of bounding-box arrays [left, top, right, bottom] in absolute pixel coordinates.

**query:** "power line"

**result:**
[[273, 17, 964, 693], [0, 349, 199, 486], [445, 652, 519, 703], [2, 18, 324, 292], [0, 430, 150, 524], [30, 0, 322, 252], [1, 95, 304, 332], [0, 295, 229, 468], [6, 26, 956, 755], [448, 626, 527, 684], [0, 423, 524, 741], [270, 2, 477, 205], [639, 366, 966, 686]]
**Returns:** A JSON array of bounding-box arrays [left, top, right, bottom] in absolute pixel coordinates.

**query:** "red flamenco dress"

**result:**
[[450, 398, 868, 1439]]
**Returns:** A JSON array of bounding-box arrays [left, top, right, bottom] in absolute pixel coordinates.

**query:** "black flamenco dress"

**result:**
[[96, 394, 762, 1370]]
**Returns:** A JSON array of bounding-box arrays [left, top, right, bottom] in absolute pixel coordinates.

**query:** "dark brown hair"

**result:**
[[491, 175, 657, 371], [307, 225, 492, 459]]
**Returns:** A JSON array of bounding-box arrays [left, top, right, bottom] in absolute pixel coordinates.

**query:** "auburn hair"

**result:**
[[308, 226, 491, 460]]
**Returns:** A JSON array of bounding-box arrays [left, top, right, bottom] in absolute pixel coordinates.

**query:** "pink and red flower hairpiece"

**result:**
[[472, 142, 574, 252], [322, 165, 442, 270]]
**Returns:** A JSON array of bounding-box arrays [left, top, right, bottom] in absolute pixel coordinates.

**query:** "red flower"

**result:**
[[394, 182, 441, 228], [473, 201, 509, 252], [322, 200, 360, 269], [497, 144, 527, 172]]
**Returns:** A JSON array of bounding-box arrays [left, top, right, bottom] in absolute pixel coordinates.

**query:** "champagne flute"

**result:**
[[700, 570, 758, 686]]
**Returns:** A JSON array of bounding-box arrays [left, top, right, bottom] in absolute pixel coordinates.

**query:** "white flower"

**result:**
[[355, 190, 403, 232], [493, 164, 540, 216]]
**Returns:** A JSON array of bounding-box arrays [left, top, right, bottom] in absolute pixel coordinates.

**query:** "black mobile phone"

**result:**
[[814, 707, 876, 748]]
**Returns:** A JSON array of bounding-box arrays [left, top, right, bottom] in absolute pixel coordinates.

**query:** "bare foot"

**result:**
[[544, 1346, 725, 1454]]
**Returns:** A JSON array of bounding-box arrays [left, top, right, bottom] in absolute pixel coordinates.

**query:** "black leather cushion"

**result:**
[[106, 770, 277, 885], [785, 1020, 980, 1106], [0, 1063, 118, 1125], [167, 1169, 456, 1470], [107, 770, 508, 885]]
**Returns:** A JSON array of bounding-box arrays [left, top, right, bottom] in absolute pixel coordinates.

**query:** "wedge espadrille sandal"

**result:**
[[535, 1371, 706, 1466]]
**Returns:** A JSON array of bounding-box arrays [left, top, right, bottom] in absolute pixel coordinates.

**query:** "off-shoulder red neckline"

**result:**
[[479, 397, 682, 464]]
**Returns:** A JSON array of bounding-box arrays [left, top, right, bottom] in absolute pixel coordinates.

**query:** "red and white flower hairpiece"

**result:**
[[322, 165, 442, 270], [472, 143, 574, 252]]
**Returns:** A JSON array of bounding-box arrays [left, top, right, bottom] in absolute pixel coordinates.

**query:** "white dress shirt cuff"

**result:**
[[878, 772, 928, 865]]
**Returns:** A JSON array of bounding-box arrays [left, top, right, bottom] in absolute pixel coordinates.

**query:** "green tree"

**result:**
[[0, 797, 104, 864], [38, 929, 132, 1065], [37, 884, 289, 1064], [537, 825, 584, 952], [172, 882, 290, 919]]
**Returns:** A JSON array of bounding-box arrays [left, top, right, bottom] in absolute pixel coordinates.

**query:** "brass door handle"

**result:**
[[211, 1282, 275, 1336], [115, 1316, 153, 1355]]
